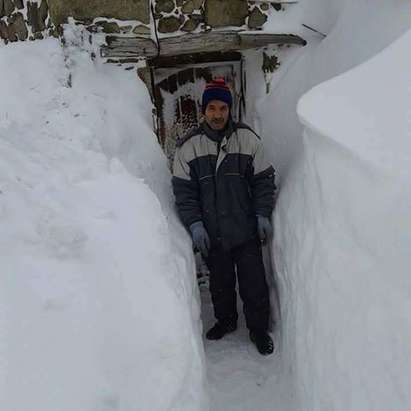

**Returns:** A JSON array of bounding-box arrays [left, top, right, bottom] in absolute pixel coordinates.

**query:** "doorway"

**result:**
[[150, 52, 244, 167]]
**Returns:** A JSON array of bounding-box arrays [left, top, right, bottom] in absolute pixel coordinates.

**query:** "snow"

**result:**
[[0, 33, 207, 411], [2, 0, 411, 410], [250, 1, 411, 410], [290, 27, 411, 410], [202, 277, 293, 411]]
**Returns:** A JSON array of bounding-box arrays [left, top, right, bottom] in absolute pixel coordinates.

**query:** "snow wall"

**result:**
[[0, 29, 208, 411], [246, 0, 411, 409]]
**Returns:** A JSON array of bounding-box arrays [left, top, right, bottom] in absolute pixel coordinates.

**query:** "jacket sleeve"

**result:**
[[250, 139, 276, 218], [172, 146, 203, 228]]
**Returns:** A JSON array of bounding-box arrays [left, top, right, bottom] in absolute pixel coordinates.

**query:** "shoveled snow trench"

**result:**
[[201, 280, 293, 411], [3, 1, 411, 409]]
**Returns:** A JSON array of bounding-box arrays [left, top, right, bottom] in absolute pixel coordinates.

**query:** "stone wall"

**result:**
[[0, 0, 151, 44], [70, 0, 281, 37], [1, 1, 287, 44], [47, 0, 150, 26], [155, 0, 281, 34], [0, 0, 56, 44]]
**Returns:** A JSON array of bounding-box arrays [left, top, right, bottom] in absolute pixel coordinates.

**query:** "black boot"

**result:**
[[206, 321, 237, 340], [249, 330, 274, 355]]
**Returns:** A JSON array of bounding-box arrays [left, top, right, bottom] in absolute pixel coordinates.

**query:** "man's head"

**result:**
[[202, 79, 232, 130]]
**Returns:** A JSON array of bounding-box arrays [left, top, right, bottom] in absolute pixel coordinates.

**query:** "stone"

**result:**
[[262, 52, 280, 73], [272, 3, 282, 11], [182, 0, 195, 14], [260, 3, 269, 11], [181, 0, 202, 13], [0, 20, 9, 41], [176, 0, 184, 6], [0, 0, 4, 19], [181, 16, 199, 32], [133, 24, 151, 35], [156, 0, 175, 14], [8, 11, 28, 40], [158, 15, 181, 33], [3, 0, 14, 17], [13, 0, 24, 9], [205, 0, 248, 28], [192, 0, 203, 8], [96, 21, 120, 33], [248, 7, 267, 29], [47, 0, 150, 26], [38, 0, 49, 29], [27, 2, 42, 33]]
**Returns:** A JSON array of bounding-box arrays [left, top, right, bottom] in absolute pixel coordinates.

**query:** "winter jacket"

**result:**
[[172, 120, 276, 250]]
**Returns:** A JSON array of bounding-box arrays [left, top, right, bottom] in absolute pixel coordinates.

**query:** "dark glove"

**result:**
[[189, 221, 210, 257], [257, 215, 272, 245]]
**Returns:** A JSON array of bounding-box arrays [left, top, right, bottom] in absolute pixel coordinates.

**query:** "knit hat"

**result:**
[[201, 78, 233, 114]]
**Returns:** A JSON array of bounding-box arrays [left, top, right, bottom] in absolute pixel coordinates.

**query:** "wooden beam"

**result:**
[[238, 32, 305, 48], [148, 51, 242, 69], [101, 31, 306, 59]]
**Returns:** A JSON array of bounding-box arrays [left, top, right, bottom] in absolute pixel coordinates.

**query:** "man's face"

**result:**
[[204, 100, 230, 130]]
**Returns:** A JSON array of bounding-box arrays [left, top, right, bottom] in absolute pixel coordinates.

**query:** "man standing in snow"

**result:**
[[172, 79, 275, 355]]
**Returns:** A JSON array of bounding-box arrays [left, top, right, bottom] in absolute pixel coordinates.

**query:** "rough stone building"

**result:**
[[0, 0, 306, 161]]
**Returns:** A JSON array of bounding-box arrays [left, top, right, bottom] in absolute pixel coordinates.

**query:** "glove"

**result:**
[[257, 215, 272, 245], [189, 221, 210, 257]]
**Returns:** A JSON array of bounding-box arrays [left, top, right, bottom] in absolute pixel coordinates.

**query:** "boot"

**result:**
[[249, 330, 274, 355], [206, 321, 237, 340]]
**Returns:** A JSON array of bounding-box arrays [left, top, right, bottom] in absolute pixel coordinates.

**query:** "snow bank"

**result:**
[[255, 0, 411, 179], [237, 0, 411, 409], [288, 27, 411, 410], [258, 1, 411, 409], [0, 35, 207, 411]]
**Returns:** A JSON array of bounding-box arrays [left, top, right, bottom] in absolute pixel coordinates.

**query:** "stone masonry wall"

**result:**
[[0, 0, 56, 44], [155, 0, 284, 34], [1, 1, 288, 44]]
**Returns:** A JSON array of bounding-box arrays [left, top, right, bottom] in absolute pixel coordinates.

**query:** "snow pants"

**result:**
[[205, 237, 270, 332]]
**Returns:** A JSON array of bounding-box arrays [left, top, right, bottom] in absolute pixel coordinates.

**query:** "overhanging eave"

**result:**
[[100, 31, 307, 60]]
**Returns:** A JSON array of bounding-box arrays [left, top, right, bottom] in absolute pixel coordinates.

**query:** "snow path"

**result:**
[[201, 284, 293, 411]]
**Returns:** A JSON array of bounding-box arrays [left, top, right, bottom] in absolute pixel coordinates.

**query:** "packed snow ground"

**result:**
[[202, 283, 293, 411]]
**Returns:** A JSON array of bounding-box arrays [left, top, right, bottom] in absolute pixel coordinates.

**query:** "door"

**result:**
[[153, 61, 242, 167]]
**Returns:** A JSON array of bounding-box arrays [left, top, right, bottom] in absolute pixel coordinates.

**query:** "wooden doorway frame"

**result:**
[[148, 51, 246, 158]]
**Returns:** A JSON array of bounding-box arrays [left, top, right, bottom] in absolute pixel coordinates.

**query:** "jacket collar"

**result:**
[[202, 117, 235, 143]]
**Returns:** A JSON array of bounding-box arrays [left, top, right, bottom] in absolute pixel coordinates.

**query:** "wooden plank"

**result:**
[[239, 33, 306, 47], [148, 51, 242, 69], [101, 31, 306, 59]]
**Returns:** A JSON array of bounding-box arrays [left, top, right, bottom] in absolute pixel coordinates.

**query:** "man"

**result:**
[[172, 79, 276, 355]]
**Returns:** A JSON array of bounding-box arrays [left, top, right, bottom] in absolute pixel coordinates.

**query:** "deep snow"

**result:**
[[2, 0, 411, 410], [253, 1, 411, 410], [291, 27, 411, 410], [0, 35, 207, 411]]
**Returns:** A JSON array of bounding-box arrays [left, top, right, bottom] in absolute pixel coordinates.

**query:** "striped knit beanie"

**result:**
[[201, 78, 233, 114]]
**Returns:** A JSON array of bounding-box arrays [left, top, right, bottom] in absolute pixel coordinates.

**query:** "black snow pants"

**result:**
[[205, 237, 270, 332]]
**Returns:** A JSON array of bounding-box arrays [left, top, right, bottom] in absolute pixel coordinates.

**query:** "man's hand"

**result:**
[[257, 215, 273, 245], [189, 221, 211, 257]]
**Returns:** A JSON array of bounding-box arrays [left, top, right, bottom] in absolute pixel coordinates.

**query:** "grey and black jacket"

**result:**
[[172, 120, 276, 250]]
